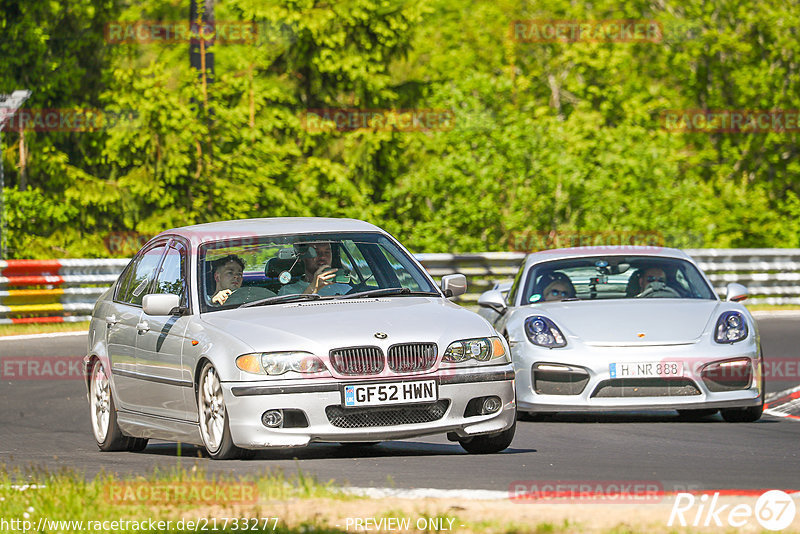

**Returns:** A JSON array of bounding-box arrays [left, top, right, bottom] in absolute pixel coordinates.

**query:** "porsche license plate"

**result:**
[[609, 361, 683, 378], [343, 380, 437, 407]]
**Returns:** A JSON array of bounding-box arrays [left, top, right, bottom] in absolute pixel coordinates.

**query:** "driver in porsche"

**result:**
[[635, 265, 680, 298]]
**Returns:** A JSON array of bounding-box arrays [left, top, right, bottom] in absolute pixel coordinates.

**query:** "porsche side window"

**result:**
[[122, 244, 167, 306], [508, 262, 525, 306]]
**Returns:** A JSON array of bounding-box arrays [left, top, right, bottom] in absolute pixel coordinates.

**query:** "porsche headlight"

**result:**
[[525, 316, 567, 348], [442, 336, 509, 365], [714, 311, 748, 344], [236, 351, 327, 375]]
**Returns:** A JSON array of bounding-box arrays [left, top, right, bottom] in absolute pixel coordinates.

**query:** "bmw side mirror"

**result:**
[[725, 283, 748, 302], [143, 293, 182, 315], [478, 289, 507, 313], [441, 274, 467, 298]]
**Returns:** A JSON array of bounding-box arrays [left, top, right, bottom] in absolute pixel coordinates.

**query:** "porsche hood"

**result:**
[[528, 299, 723, 346]]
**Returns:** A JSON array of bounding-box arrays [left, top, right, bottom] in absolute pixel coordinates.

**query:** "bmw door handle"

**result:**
[[136, 321, 150, 334], [105, 315, 118, 325]]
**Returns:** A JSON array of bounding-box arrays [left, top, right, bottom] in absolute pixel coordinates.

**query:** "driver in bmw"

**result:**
[[210, 254, 245, 305]]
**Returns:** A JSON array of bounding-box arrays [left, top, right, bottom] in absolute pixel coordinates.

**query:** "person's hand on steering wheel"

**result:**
[[211, 288, 235, 305], [636, 281, 681, 298]]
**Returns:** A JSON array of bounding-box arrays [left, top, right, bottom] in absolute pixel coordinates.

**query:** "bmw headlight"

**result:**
[[525, 316, 567, 348], [714, 311, 749, 344], [442, 337, 509, 365], [236, 352, 328, 375]]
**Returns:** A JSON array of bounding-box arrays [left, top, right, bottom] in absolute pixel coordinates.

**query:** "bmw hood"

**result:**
[[529, 299, 723, 345], [199, 297, 496, 353]]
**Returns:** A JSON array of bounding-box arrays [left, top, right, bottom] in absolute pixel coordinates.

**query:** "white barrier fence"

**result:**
[[1, 249, 799, 323]]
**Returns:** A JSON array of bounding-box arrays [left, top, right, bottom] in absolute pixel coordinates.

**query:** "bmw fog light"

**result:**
[[481, 396, 502, 414], [261, 409, 284, 428]]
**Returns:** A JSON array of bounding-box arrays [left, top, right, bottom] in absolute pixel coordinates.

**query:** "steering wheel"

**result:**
[[345, 283, 372, 295], [223, 286, 274, 305], [635, 281, 682, 299]]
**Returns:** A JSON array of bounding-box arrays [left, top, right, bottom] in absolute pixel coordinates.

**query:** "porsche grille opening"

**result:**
[[591, 378, 701, 397], [325, 401, 449, 428]]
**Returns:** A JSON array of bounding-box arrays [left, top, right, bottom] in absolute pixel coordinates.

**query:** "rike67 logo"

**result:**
[[669, 490, 797, 531]]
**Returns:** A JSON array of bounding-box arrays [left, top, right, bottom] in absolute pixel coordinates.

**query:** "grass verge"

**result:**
[[0, 321, 90, 337], [3, 464, 794, 533]]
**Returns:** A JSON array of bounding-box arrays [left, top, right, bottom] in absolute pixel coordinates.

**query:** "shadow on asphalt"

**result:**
[[516, 411, 780, 424], [138, 440, 536, 460]]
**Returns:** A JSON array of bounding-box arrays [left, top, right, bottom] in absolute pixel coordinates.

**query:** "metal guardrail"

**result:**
[[0, 259, 127, 324], [1, 250, 799, 323], [417, 249, 800, 306]]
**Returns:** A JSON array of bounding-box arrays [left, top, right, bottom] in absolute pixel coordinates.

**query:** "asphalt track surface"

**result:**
[[1, 316, 798, 492]]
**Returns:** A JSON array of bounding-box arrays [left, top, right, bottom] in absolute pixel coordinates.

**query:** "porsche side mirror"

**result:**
[[143, 293, 182, 315], [725, 283, 748, 302], [478, 289, 507, 313], [441, 274, 467, 298]]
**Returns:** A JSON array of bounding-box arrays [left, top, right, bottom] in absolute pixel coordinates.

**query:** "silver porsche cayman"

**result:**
[[477, 246, 763, 422], [84, 218, 515, 459]]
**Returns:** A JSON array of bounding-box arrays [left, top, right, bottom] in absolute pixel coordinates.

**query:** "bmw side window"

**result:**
[[114, 259, 137, 302], [120, 244, 167, 306], [342, 241, 378, 287], [154, 242, 187, 304], [379, 246, 422, 291]]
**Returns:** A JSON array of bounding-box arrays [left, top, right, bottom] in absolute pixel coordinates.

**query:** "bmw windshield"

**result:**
[[198, 232, 438, 312]]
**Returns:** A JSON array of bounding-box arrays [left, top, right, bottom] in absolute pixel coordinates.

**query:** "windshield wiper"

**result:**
[[240, 293, 324, 308], [337, 287, 438, 299]]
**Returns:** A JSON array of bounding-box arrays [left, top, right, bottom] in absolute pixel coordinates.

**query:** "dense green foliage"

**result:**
[[1, 0, 799, 257]]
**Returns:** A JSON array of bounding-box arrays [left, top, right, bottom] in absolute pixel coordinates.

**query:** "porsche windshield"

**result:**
[[198, 232, 438, 311], [519, 256, 716, 304]]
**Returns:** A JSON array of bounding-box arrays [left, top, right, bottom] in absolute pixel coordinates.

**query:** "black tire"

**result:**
[[677, 409, 718, 420], [517, 411, 555, 422], [459, 421, 516, 454], [89, 359, 149, 452], [197, 362, 248, 459], [720, 404, 763, 422]]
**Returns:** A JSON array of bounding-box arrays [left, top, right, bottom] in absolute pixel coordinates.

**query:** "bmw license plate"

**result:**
[[343, 380, 437, 407], [609, 361, 683, 378]]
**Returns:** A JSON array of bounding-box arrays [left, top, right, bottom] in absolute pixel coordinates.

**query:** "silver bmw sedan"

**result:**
[[84, 218, 515, 459]]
